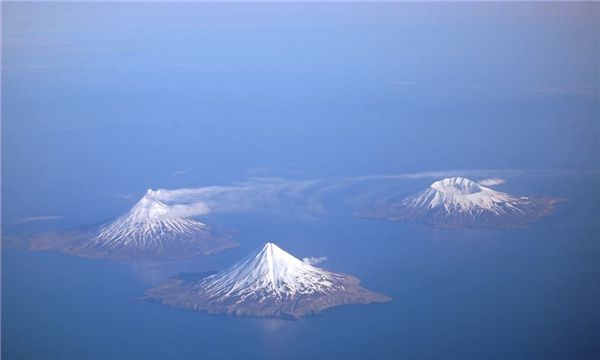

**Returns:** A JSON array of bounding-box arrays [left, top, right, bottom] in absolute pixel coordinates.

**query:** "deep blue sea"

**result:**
[[2, 174, 598, 360]]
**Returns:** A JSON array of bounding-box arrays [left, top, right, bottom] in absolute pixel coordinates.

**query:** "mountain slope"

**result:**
[[145, 243, 391, 319], [362, 177, 559, 229]]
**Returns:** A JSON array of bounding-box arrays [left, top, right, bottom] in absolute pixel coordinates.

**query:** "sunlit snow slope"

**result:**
[[363, 177, 558, 228], [198, 243, 344, 301], [146, 243, 391, 318], [24, 189, 238, 260]]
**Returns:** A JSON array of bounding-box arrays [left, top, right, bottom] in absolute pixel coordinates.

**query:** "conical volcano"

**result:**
[[145, 243, 391, 319], [362, 177, 559, 229], [199, 243, 346, 301], [24, 189, 237, 260], [93, 190, 210, 250]]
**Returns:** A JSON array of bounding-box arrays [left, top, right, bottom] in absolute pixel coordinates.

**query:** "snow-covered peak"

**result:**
[[363, 177, 558, 229], [430, 177, 482, 195], [145, 243, 391, 319], [198, 243, 343, 301], [258, 242, 305, 274], [94, 191, 207, 249], [407, 176, 517, 214], [128, 193, 170, 222], [145, 188, 165, 199]]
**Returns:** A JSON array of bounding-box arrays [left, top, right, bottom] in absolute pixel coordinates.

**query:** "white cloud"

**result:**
[[302, 256, 327, 265], [135, 169, 556, 219], [171, 167, 192, 177], [15, 215, 65, 224], [145, 177, 328, 219], [390, 80, 418, 86], [478, 178, 506, 186], [166, 202, 211, 218], [528, 85, 599, 98]]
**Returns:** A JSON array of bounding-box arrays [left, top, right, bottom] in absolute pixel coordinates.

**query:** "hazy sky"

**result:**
[[2, 2, 599, 225]]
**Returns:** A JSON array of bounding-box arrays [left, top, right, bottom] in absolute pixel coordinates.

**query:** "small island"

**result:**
[[12, 190, 237, 261], [361, 177, 559, 229], [145, 243, 391, 319]]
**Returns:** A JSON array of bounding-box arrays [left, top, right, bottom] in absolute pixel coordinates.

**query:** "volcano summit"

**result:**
[[145, 243, 391, 319], [362, 177, 559, 229], [22, 189, 237, 260]]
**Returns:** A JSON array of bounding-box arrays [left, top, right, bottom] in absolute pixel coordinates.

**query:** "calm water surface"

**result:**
[[2, 175, 599, 360]]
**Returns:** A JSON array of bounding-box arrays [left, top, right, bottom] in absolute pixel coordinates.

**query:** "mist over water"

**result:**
[[2, 2, 599, 360]]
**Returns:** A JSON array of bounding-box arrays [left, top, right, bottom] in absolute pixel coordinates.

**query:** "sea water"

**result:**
[[2, 175, 598, 360]]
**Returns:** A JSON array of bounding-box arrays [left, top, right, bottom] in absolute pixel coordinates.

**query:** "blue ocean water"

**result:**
[[2, 174, 598, 360]]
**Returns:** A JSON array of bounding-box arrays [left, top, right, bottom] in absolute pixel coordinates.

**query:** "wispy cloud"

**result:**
[[478, 178, 506, 186], [136, 168, 579, 220], [146, 177, 328, 220], [388, 79, 599, 99], [165, 202, 211, 218], [337, 169, 527, 183], [171, 167, 192, 177], [14, 215, 65, 224], [389, 80, 418, 87], [142, 169, 533, 219], [528, 85, 599, 98], [302, 256, 327, 265]]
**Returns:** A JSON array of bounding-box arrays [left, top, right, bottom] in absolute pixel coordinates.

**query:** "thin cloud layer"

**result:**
[[145, 178, 328, 220], [302, 256, 327, 265], [171, 167, 192, 177], [138, 169, 554, 219], [166, 202, 212, 218], [478, 178, 506, 186], [15, 215, 65, 224]]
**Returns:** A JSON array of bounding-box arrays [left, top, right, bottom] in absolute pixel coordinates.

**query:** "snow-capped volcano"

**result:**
[[145, 243, 391, 318], [25, 189, 237, 260], [412, 177, 517, 214], [361, 177, 558, 229], [95, 189, 209, 249], [199, 243, 344, 301]]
